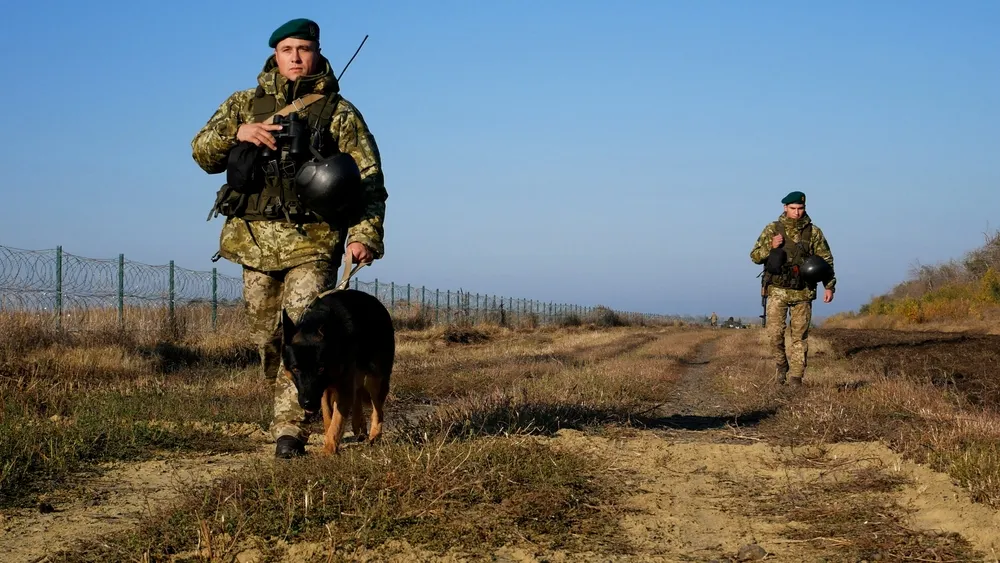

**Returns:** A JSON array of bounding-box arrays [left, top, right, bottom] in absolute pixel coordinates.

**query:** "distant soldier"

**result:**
[[710, 312, 718, 327], [750, 191, 835, 386], [191, 18, 388, 458]]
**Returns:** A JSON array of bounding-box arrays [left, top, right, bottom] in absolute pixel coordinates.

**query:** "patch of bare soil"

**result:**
[[0, 450, 264, 563], [545, 430, 997, 562]]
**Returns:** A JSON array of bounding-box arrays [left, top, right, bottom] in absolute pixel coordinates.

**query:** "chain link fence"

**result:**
[[0, 245, 682, 333]]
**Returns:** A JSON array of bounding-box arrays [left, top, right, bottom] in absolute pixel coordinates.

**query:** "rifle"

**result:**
[[758, 270, 768, 327]]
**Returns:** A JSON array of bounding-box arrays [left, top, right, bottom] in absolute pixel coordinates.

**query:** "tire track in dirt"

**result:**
[[636, 334, 775, 436], [538, 330, 1000, 562]]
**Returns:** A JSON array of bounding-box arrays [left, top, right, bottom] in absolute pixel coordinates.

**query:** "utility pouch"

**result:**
[[207, 183, 248, 221]]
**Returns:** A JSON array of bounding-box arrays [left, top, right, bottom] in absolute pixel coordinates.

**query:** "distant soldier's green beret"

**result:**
[[781, 191, 806, 205], [269, 18, 320, 48]]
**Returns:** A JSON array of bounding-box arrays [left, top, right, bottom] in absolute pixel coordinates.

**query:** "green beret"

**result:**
[[781, 191, 806, 205], [269, 18, 320, 48]]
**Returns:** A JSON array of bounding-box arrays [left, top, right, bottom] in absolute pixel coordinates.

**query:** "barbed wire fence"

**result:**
[[0, 244, 687, 334]]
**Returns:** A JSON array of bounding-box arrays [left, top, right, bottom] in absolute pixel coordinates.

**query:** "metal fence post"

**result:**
[[168, 260, 175, 328], [211, 267, 218, 331], [118, 253, 124, 329], [435, 289, 440, 324], [390, 281, 395, 311], [55, 246, 63, 329]]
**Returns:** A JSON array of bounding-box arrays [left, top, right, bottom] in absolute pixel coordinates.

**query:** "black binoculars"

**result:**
[[260, 113, 311, 159]]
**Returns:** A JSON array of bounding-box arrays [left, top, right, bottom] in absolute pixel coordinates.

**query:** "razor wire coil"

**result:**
[[0, 244, 683, 332]]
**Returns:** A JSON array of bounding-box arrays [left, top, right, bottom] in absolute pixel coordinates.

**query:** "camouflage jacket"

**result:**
[[191, 55, 387, 272], [750, 212, 836, 302]]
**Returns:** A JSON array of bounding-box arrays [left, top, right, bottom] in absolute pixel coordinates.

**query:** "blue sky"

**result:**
[[1, 0, 998, 319]]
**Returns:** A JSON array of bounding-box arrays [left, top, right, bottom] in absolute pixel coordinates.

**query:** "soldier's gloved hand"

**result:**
[[771, 234, 784, 248], [347, 241, 373, 264], [237, 123, 282, 151]]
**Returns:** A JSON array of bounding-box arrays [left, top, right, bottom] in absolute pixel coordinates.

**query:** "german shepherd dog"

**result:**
[[280, 288, 395, 455]]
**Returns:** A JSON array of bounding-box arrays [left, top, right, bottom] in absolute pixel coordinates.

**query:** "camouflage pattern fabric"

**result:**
[[190, 54, 387, 271], [749, 212, 837, 302], [242, 259, 339, 442], [751, 211, 835, 382], [765, 287, 813, 381]]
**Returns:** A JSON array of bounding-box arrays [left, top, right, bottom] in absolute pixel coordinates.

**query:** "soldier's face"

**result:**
[[784, 203, 805, 219], [274, 38, 320, 81]]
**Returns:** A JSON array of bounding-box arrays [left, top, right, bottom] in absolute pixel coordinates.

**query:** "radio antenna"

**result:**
[[338, 34, 369, 81]]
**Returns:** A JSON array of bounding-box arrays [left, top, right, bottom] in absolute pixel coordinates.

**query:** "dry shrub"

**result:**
[[558, 312, 583, 327], [589, 305, 626, 327], [442, 325, 491, 344], [848, 229, 1000, 327], [391, 302, 433, 331]]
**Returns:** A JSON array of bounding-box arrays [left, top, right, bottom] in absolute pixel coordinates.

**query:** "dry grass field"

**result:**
[[2, 308, 1000, 562]]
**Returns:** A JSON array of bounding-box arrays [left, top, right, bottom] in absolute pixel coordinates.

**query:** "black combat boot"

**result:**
[[275, 436, 306, 459]]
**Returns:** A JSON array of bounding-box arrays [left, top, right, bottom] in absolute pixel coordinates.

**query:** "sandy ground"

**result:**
[[1, 451, 258, 563]]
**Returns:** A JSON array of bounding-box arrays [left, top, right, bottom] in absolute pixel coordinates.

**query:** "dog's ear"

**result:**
[[281, 308, 296, 345]]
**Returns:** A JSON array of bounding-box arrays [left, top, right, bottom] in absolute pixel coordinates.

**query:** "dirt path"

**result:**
[[541, 334, 1000, 562], [5, 330, 1000, 562], [641, 335, 773, 433]]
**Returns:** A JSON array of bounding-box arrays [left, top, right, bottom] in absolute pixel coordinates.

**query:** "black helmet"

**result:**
[[226, 141, 265, 194], [764, 248, 786, 275], [800, 255, 834, 284], [294, 149, 362, 221]]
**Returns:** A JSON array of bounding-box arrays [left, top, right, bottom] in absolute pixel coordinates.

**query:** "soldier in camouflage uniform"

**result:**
[[190, 18, 387, 458], [750, 191, 835, 386]]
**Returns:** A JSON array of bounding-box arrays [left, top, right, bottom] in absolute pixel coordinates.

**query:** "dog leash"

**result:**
[[336, 250, 369, 290], [314, 250, 369, 301]]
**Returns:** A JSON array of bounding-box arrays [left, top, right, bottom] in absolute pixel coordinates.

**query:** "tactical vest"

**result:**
[[765, 220, 814, 290], [210, 86, 343, 224]]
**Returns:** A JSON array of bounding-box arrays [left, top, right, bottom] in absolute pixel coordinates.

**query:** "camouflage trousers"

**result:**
[[765, 291, 813, 381], [242, 259, 339, 442]]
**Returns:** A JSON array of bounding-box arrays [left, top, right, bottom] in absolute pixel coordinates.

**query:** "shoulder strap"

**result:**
[[318, 93, 342, 122], [260, 93, 326, 124], [773, 221, 784, 238], [801, 223, 813, 251]]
